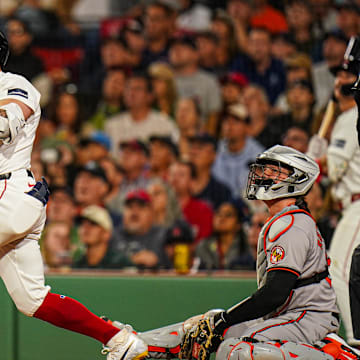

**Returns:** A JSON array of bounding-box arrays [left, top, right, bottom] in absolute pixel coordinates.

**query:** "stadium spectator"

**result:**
[[309, 0, 338, 40], [45, 87, 84, 146], [148, 62, 177, 117], [41, 221, 73, 269], [230, 27, 286, 105], [272, 79, 316, 138], [271, 32, 298, 61], [285, 0, 316, 57], [212, 104, 264, 197], [211, 10, 238, 74], [86, 67, 126, 132], [275, 52, 313, 112], [45, 185, 83, 263], [148, 135, 179, 181], [122, 19, 146, 69], [74, 161, 110, 209], [335, 2, 360, 39], [196, 31, 226, 77], [5, 16, 44, 82], [242, 84, 279, 149], [282, 126, 310, 153], [110, 189, 169, 269], [169, 34, 222, 135], [141, 1, 175, 67], [221, 72, 248, 108], [176, 0, 212, 31], [189, 133, 232, 210], [107, 139, 150, 214], [312, 30, 347, 111], [99, 156, 125, 206], [250, 0, 288, 34], [104, 73, 178, 155], [73, 205, 130, 269], [195, 200, 253, 270], [168, 160, 213, 244], [174, 97, 203, 159], [79, 35, 131, 100], [147, 178, 182, 228], [226, 0, 253, 53]]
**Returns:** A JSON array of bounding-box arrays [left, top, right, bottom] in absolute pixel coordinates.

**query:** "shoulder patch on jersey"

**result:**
[[7, 88, 28, 99], [268, 214, 294, 242], [333, 139, 346, 148], [270, 245, 285, 264]]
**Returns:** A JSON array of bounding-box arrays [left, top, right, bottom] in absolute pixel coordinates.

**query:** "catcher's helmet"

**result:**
[[0, 31, 9, 69], [246, 145, 319, 201]]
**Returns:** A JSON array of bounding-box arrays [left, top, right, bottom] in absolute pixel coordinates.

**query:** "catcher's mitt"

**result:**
[[179, 318, 224, 360]]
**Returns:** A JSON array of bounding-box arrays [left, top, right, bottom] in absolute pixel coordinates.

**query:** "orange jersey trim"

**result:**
[[267, 267, 300, 277]]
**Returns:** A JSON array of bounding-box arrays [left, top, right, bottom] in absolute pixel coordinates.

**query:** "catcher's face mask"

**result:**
[[246, 160, 294, 200]]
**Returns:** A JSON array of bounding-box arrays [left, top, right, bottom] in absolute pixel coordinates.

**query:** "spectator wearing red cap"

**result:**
[[110, 189, 169, 269], [221, 72, 248, 108], [168, 160, 213, 244]]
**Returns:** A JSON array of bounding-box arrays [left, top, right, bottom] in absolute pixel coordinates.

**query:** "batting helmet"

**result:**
[[246, 145, 319, 201], [0, 31, 9, 69]]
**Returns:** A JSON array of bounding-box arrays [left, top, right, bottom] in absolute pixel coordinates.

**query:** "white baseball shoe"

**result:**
[[101, 328, 148, 360]]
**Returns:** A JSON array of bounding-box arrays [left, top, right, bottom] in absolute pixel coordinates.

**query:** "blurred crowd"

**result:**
[[0, 0, 353, 272]]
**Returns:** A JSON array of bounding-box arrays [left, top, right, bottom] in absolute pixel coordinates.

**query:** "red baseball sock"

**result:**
[[33, 292, 120, 344]]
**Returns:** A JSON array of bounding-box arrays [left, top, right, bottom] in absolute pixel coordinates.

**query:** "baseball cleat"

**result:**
[[101, 328, 148, 360]]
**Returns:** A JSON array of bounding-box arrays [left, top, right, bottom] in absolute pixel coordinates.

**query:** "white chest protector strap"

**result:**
[[0, 102, 25, 144]]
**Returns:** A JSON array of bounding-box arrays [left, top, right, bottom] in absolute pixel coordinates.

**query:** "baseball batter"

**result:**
[[0, 32, 147, 360], [325, 60, 360, 347], [196, 146, 340, 360]]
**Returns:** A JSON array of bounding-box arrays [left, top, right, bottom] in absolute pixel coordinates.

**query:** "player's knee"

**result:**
[[216, 338, 245, 360], [11, 286, 49, 317]]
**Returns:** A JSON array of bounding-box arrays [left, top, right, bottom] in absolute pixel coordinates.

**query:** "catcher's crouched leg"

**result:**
[[216, 338, 335, 360]]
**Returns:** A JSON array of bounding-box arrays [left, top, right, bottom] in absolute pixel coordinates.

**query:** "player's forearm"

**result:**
[[214, 270, 298, 333]]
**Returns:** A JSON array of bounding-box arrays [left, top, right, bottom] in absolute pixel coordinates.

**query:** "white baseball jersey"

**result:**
[[327, 105, 360, 207], [328, 104, 360, 345], [0, 71, 41, 174]]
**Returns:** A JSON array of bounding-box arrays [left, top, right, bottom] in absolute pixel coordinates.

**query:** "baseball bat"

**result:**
[[317, 98, 336, 138]]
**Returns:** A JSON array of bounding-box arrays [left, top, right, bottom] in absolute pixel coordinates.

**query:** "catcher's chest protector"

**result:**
[[256, 205, 311, 287]]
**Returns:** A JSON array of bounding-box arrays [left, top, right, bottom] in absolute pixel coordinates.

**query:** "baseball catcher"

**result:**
[[106, 145, 360, 360]]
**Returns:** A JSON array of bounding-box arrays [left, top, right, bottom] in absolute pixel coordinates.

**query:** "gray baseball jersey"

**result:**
[[257, 205, 338, 316]]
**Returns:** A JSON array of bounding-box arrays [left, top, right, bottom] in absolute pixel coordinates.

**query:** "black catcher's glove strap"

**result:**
[[180, 319, 224, 360]]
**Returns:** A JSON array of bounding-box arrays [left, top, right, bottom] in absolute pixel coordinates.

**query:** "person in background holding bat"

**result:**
[[307, 36, 360, 347]]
